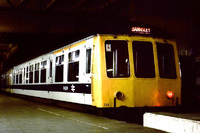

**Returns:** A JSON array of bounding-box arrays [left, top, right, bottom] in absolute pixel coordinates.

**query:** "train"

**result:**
[[1, 26, 181, 110]]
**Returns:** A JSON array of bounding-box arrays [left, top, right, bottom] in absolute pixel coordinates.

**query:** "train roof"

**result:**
[[13, 32, 174, 67], [6, 22, 175, 71]]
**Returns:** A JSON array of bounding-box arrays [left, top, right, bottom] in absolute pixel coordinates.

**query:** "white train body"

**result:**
[[3, 36, 94, 105]]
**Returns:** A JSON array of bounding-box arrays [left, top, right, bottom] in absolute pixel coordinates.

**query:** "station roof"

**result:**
[[0, 43, 17, 61], [0, 0, 199, 71], [0, 43, 17, 71]]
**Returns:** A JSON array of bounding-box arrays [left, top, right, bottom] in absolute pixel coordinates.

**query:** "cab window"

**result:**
[[132, 41, 155, 78], [105, 40, 130, 78], [157, 43, 176, 78]]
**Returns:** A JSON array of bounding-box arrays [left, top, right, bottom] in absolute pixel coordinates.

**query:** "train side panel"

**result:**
[[3, 37, 94, 106]]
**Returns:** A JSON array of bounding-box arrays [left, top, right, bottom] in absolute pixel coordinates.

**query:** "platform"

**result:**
[[0, 93, 165, 133], [144, 112, 200, 133]]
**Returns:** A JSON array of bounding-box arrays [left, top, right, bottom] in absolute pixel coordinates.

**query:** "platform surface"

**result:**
[[0, 93, 165, 133], [144, 112, 200, 133]]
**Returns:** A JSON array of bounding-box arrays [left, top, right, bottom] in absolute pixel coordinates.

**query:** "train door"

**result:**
[[83, 40, 93, 105], [92, 35, 134, 108]]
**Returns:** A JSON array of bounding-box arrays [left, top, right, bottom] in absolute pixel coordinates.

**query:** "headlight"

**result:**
[[115, 91, 125, 100]]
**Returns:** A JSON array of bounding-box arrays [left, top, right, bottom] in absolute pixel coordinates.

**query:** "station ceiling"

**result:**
[[0, 0, 129, 70], [0, 0, 129, 34], [0, 0, 199, 71]]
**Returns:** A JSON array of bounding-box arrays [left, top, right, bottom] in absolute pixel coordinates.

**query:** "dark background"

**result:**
[[0, 0, 199, 108]]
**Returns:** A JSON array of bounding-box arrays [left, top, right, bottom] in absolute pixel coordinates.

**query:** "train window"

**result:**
[[55, 65, 64, 82], [29, 65, 33, 83], [55, 55, 64, 82], [75, 50, 80, 58], [34, 63, 40, 83], [56, 55, 64, 65], [49, 60, 53, 77], [24, 68, 25, 77], [105, 40, 130, 78], [23, 68, 25, 83], [26, 66, 28, 83], [68, 50, 80, 62], [29, 66, 33, 83], [157, 43, 176, 78], [13, 71, 15, 84], [41, 61, 47, 83], [86, 49, 91, 74], [68, 62, 79, 81], [19, 68, 22, 84], [41, 60, 47, 68], [16, 70, 18, 84], [132, 41, 155, 78], [68, 53, 72, 62], [68, 50, 79, 81]]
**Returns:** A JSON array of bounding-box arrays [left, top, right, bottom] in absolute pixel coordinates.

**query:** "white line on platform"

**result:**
[[37, 108, 109, 130], [38, 108, 65, 117]]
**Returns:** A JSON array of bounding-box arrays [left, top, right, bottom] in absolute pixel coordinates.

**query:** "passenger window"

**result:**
[[55, 55, 64, 82], [157, 43, 176, 78], [68, 50, 80, 62], [105, 40, 130, 78], [34, 63, 40, 83], [19, 68, 22, 84], [13, 71, 15, 84], [24, 68, 25, 83], [26, 66, 28, 83], [49, 60, 53, 77], [68, 50, 79, 81], [41, 61, 47, 83], [24, 68, 25, 77], [29, 65, 34, 83], [132, 41, 155, 78], [16, 70, 18, 84], [86, 49, 91, 74], [75, 50, 80, 58]]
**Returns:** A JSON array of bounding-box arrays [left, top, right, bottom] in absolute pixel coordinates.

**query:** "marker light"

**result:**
[[167, 91, 174, 99]]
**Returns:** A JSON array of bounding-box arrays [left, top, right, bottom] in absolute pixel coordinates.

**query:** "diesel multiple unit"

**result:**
[[1, 27, 181, 109]]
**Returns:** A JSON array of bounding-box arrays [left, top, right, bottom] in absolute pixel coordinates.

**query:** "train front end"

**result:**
[[92, 32, 181, 109]]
